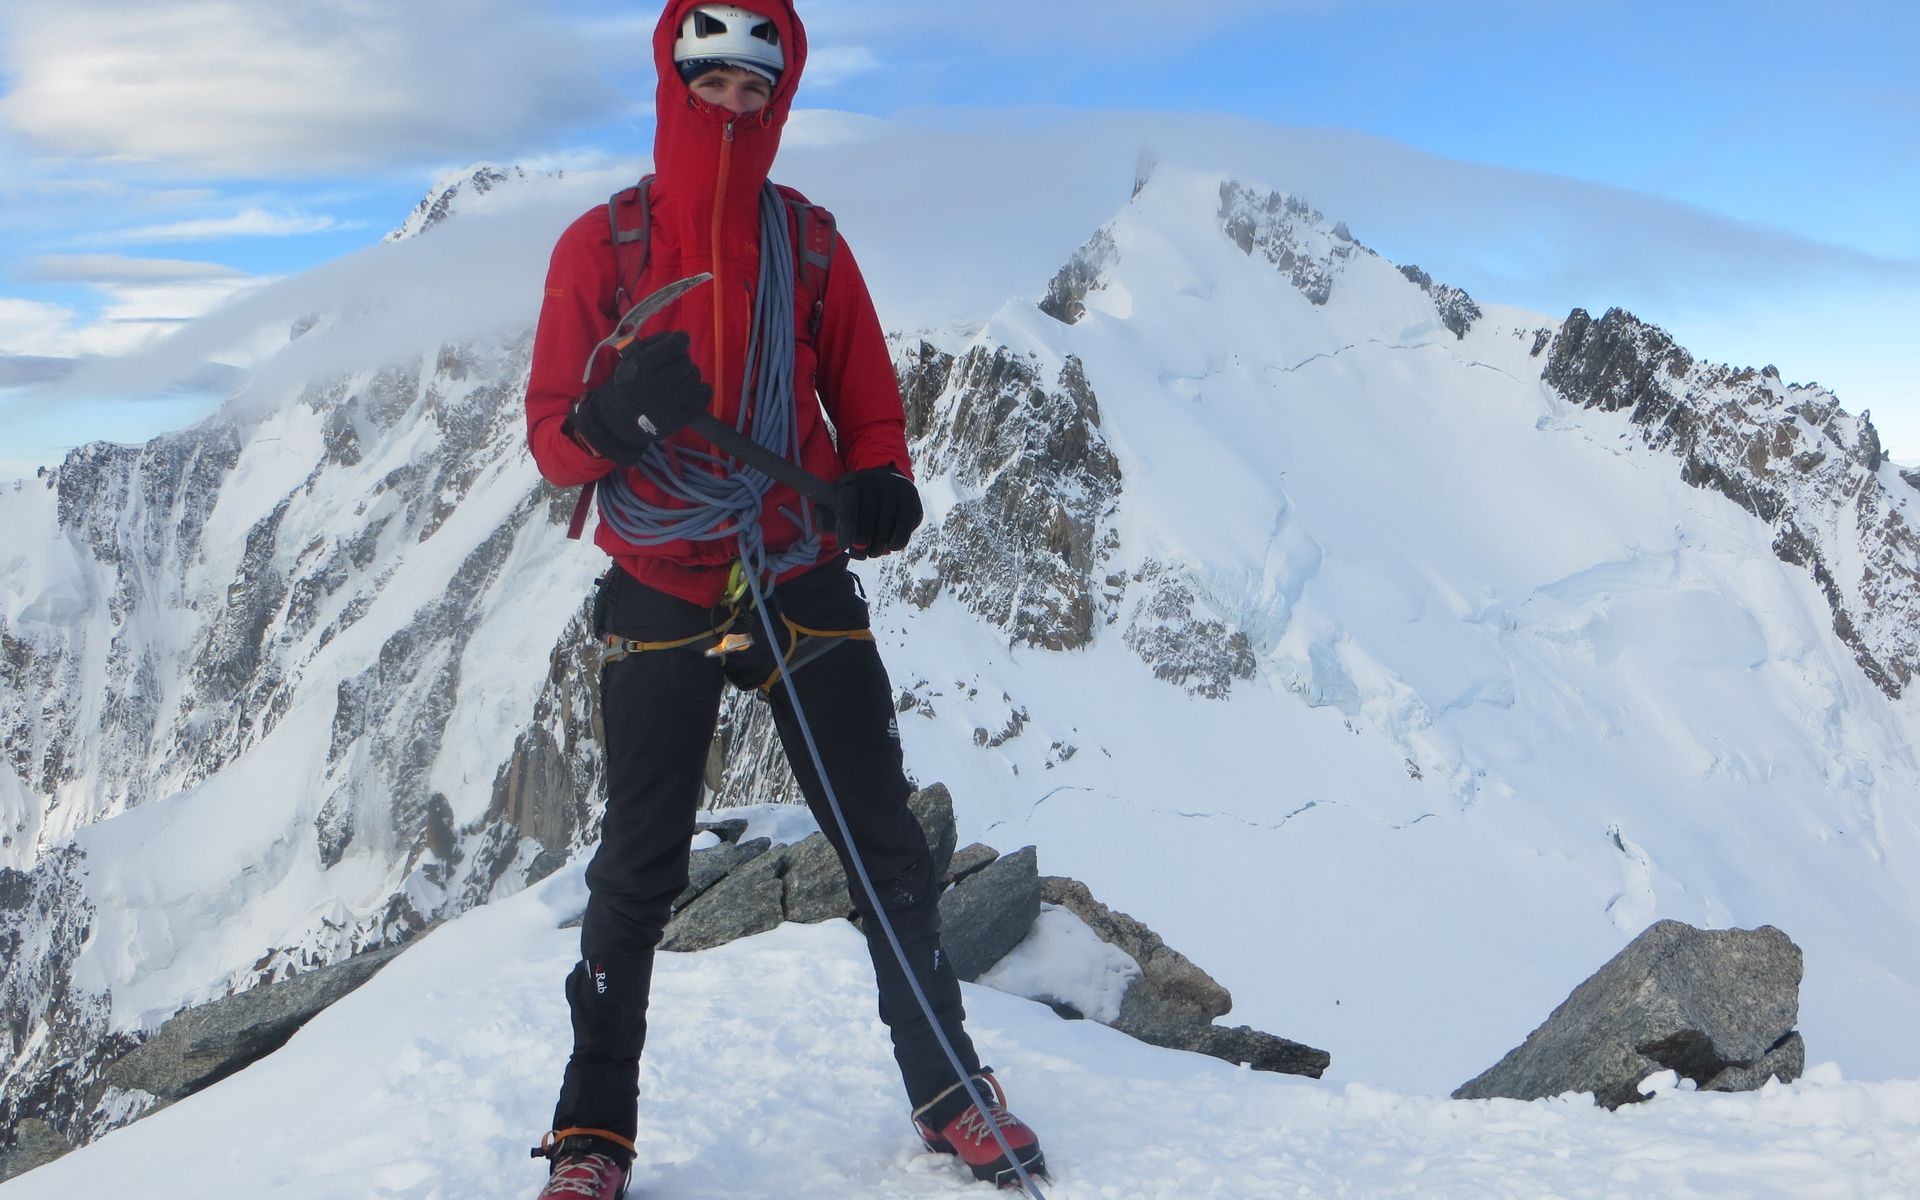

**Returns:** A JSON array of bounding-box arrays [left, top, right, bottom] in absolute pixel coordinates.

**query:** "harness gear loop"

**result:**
[[754, 615, 875, 692], [599, 611, 743, 664], [723, 558, 752, 608], [705, 631, 756, 657]]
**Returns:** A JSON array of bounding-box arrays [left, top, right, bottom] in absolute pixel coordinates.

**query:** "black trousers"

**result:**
[[551, 558, 981, 1150]]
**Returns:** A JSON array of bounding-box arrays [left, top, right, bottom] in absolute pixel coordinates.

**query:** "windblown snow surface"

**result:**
[[7, 118, 1920, 1197], [5, 853, 1919, 1199]]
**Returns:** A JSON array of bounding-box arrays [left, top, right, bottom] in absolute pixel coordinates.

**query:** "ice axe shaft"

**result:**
[[688, 412, 838, 522]]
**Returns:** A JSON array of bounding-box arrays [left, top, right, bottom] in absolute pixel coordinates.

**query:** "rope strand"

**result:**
[[739, 538, 1051, 1200], [596, 183, 821, 582]]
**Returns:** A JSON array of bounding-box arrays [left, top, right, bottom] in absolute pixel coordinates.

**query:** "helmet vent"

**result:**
[[673, 5, 786, 80]]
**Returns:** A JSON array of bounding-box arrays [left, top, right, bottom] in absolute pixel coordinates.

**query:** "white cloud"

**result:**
[[0, 297, 90, 357], [114, 209, 344, 244], [804, 0, 1307, 55], [23, 110, 1920, 471], [0, 0, 622, 177], [0, 271, 267, 360], [22, 255, 248, 284], [803, 46, 883, 90]]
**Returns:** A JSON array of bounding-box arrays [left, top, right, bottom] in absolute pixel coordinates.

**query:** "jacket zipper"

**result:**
[[711, 118, 735, 432]]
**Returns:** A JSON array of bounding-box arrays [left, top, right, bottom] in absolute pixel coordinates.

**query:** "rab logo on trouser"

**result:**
[[594, 964, 609, 995]]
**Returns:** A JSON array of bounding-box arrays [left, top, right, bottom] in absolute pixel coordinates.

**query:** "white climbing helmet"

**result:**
[[673, 4, 785, 85]]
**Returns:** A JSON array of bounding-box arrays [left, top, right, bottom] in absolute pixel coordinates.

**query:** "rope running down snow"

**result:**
[[739, 557, 1051, 1200]]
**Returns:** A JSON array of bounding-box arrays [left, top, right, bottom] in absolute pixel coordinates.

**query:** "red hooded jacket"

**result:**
[[524, 0, 911, 606]]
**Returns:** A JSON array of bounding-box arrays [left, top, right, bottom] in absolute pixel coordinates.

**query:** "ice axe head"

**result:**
[[579, 272, 714, 383]]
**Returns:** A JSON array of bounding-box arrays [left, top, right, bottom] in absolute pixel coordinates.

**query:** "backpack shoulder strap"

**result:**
[[778, 187, 838, 342], [569, 177, 657, 541], [606, 176, 656, 313]]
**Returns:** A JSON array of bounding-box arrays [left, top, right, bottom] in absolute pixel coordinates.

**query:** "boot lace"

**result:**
[[543, 1154, 622, 1197], [955, 1100, 1018, 1148]]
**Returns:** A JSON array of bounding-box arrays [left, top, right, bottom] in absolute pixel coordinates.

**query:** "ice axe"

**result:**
[[584, 271, 840, 523]]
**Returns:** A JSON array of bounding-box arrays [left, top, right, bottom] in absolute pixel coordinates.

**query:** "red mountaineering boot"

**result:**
[[912, 1072, 1048, 1188], [531, 1128, 633, 1199]]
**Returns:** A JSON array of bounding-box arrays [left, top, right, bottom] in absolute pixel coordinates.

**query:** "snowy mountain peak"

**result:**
[[1041, 170, 1481, 346], [384, 163, 546, 242]]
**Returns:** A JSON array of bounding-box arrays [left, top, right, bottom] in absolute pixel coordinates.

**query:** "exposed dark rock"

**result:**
[[0, 1117, 71, 1182], [781, 832, 855, 925], [1398, 263, 1483, 340], [1545, 308, 1694, 418], [101, 944, 407, 1111], [487, 595, 605, 859], [911, 784, 958, 886], [659, 845, 791, 953], [1703, 1032, 1805, 1093], [1453, 920, 1804, 1108], [0, 847, 124, 1173], [708, 688, 803, 809], [1039, 228, 1119, 325], [1546, 307, 1920, 697], [526, 848, 571, 887], [939, 847, 1041, 981], [1123, 560, 1256, 699], [1038, 876, 1231, 1026], [1028, 875, 1326, 1077], [2, 935, 406, 1181], [1192, 1024, 1331, 1078], [674, 837, 772, 915], [774, 785, 953, 925], [697, 818, 750, 844], [946, 843, 999, 886], [888, 346, 1123, 654], [1217, 181, 1370, 307], [386, 165, 530, 242]]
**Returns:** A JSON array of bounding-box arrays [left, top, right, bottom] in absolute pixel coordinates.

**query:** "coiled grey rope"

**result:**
[[595, 182, 822, 582]]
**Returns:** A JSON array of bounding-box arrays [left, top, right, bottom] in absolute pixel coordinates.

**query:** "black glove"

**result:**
[[833, 466, 923, 559], [570, 329, 712, 466]]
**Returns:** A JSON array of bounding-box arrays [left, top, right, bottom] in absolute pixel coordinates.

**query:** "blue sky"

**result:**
[[2, 0, 1917, 478]]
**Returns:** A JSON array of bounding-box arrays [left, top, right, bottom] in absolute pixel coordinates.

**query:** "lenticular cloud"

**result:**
[[0, 0, 619, 176]]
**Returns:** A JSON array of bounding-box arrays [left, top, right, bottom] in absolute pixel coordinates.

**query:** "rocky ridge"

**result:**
[[1542, 307, 1920, 697], [383, 164, 540, 243], [653, 785, 1330, 1078]]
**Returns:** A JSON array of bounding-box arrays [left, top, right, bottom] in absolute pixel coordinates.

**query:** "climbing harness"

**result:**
[[597, 584, 872, 691]]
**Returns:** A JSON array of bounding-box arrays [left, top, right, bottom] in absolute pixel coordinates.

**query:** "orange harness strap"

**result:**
[[601, 611, 744, 663], [756, 618, 876, 692], [532, 1126, 639, 1159]]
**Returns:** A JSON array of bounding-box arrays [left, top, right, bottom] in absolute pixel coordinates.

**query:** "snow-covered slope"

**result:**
[[5, 157, 1920, 1175], [5, 859, 1918, 1199], [865, 167, 1920, 1090]]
